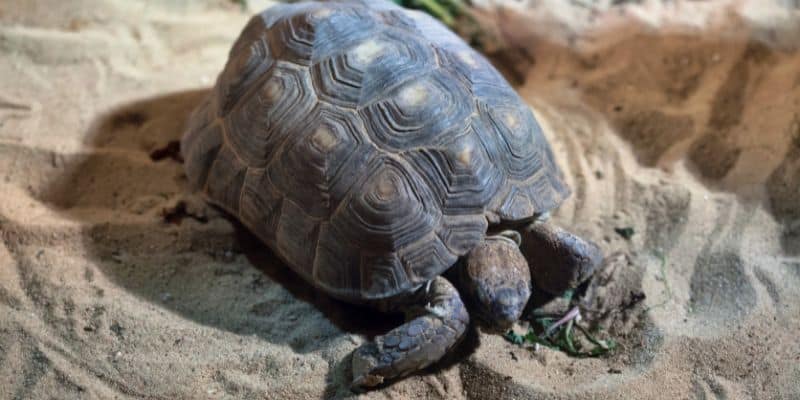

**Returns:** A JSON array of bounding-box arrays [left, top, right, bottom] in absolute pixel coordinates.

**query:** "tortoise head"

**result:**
[[458, 233, 531, 332]]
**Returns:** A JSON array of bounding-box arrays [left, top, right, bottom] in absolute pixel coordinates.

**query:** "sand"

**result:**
[[0, 0, 798, 399]]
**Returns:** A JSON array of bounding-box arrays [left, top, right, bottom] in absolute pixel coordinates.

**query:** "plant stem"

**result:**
[[542, 306, 581, 338]]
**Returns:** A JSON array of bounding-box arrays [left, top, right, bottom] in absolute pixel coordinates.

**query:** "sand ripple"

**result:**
[[1, 1, 799, 399]]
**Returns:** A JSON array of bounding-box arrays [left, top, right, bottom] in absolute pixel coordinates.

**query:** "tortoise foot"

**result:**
[[351, 277, 469, 391]]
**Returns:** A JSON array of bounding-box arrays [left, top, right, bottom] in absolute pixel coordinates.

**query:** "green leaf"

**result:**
[[504, 330, 524, 345], [508, 309, 619, 358], [563, 319, 578, 354]]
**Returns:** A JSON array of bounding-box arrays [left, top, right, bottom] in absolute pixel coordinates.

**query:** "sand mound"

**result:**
[[1, 0, 798, 399]]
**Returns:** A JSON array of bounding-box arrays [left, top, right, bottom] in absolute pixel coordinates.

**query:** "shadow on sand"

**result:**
[[39, 88, 479, 397]]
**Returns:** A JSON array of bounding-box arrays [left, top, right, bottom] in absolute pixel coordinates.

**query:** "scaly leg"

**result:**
[[351, 276, 469, 390], [520, 222, 603, 295]]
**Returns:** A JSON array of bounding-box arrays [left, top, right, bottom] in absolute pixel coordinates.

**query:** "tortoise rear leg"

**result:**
[[351, 276, 469, 391]]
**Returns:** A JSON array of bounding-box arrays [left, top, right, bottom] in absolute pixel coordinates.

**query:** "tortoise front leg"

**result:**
[[520, 222, 603, 295], [351, 276, 468, 391]]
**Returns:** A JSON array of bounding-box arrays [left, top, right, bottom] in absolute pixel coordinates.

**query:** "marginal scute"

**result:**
[[438, 214, 488, 256], [360, 252, 409, 299], [216, 26, 273, 116], [313, 223, 362, 297], [184, 95, 216, 138], [437, 46, 509, 94], [183, 121, 224, 191], [469, 92, 569, 220], [230, 14, 268, 57], [276, 199, 321, 279], [224, 62, 317, 167], [501, 187, 536, 221], [204, 145, 247, 215], [399, 231, 458, 283], [182, 95, 214, 152], [488, 173, 569, 222], [475, 101, 543, 180], [240, 168, 283, 243], [527, 165, 569, 212]]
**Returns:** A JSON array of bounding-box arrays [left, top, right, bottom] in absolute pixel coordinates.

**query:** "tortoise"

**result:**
[[181, 0, 602, 390]]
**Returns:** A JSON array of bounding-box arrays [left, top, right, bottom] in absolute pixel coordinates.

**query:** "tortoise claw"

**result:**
[[351, 344, 384, 391]]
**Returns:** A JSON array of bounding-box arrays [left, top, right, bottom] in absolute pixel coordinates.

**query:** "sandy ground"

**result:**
[[1, 0, 799, 399]]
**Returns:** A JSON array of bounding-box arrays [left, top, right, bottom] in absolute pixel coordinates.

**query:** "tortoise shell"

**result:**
[[181, 0, 570, 301]]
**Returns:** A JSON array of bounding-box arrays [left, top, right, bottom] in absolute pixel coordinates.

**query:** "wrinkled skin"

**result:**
[[351, 276, 469, 390]]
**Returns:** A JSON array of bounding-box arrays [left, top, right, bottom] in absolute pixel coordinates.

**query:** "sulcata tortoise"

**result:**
[[181, 0, 602, 390]]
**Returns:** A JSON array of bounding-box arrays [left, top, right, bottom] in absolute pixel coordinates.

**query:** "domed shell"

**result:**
[[181, 0, 570, 301]]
